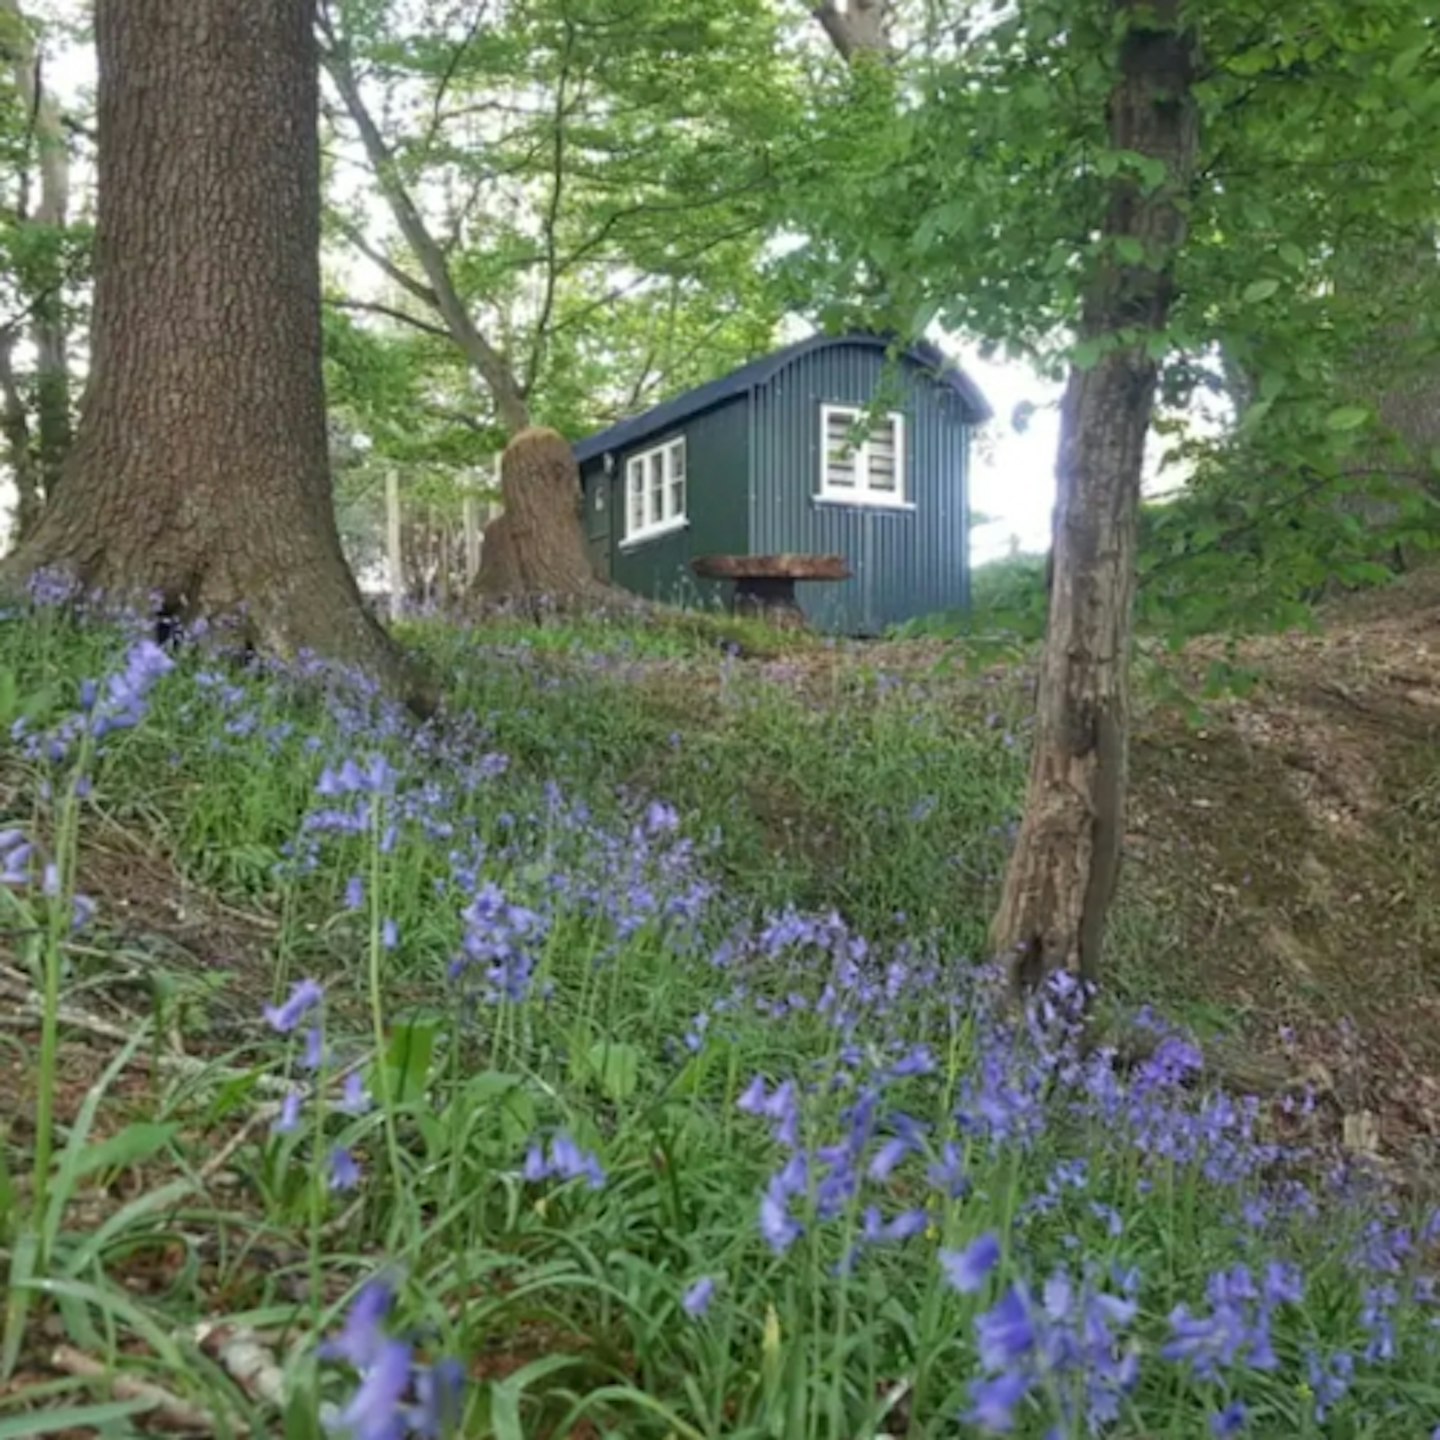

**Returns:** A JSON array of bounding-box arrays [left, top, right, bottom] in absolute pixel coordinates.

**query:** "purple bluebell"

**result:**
[[975, 1287, 1035, 1370], [339, 1072, 372, 1116], [965, 1370, 1030, 1433], [334, 1337, 412, 1440], [302, 1027, 326, 1072], [759, 1187, 803, 1255], [272, 1091, 303, 1135], [330, 1147, 362, 1192], [682, 1276, 716, 1318], [264, 978, 324, 1033], [1210, 1401, 1247, 1437], [412, 1357, 465, 1438], [321, 1280, 395, 1368], [941, 1233, 1001, 1295]]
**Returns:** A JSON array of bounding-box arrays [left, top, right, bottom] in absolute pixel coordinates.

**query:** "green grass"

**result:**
[[1, 604, 1438, 1439]]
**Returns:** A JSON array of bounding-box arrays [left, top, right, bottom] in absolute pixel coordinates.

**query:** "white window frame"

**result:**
[[621, 436, 688, 547], [817, 404, 911, 509]]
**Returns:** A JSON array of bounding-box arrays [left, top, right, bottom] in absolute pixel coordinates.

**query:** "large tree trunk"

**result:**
[[0, 0, 423, 704], [991, 2, 1199, 994], [476, 428, 611, 605]]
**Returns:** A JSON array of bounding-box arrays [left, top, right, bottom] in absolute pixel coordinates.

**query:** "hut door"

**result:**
[[585, 471, 613, 581]]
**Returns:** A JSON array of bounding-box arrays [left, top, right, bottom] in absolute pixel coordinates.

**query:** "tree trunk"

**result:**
[[476, 428, 610, 604], [0, 0, 425, 706], [0, 328, 40, 539], [991, 2, 1199, 995], [9, 3, 74, 499], [475, 512, 523, 599]]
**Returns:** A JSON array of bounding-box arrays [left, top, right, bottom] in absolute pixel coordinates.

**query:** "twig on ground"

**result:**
[[50, 1344, 225, 1432], [198, 1102, 284, 1182], [193, 1321, 287, 1411]]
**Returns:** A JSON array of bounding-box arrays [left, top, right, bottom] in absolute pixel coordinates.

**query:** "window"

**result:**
[[819, 405, 908, 507], [624, 436, 687, 544]]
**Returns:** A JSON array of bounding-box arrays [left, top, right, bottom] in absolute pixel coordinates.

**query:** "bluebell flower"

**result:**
[[941, 1233, 1000, 1295], [272, 1091, 303, 1135], [966, 1370, 1030, 1433], [412, 1357, 465, 1438], [302, 1027, 326, 1072], [523, 1134, 605, 1190], [1, 835, 32, 887], [927, 1142, 969, 1199], [321, 1280, 395, 1368], [975, 1287, 1035, 1370], [264, 978, 324, 1033], [760, 1187, 803, 1255], [682, 1276, 716, 1318], [330, 1147, 362, 1191], [339, 1072, 373, 1116], [344, 875, 365, 911], [1210, 1401, 1247, 1437], [334, 1337, 412, 1440], [549, 1133, 606, 1189]]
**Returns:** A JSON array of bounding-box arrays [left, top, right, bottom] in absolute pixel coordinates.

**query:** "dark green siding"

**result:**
[[580, 396, 750, 610], [750, 344, 970, 633]]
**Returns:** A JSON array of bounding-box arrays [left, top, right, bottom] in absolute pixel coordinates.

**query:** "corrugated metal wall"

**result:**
[[750, 344, 971, 634], [580, 396, 751, 610]]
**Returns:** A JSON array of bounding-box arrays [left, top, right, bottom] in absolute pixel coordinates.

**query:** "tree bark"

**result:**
[[0, 328, 40, 538], [0, 0, 73, 518], [476, 427, 610, 603], [991, 2, 1199, 994], [0, 0, 425, 707], [812, 0, 890, 61], [10, 5, 73, 499]]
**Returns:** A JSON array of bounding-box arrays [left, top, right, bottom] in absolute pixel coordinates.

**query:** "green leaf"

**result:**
[[1242, 278, 1279, 305], [1114, 236, 1144, 265], [1135, 155, 1169, 191], [1325, 406, 1370, 432], [385, 1020, 437, 1106], [490, 1356, 585, 1440], [0, 1400, 154, 1438], [1391, 44, 1427, 82], [1237, 397, 1274, 433], [63, 1180, 196, 1277], [585, 1042, 641, 1103], [1, 1226, 38, 1381], [44, 1030, 151, 1262], [73, 1123, 180, 1181], [1071, 337, 1106, 371]]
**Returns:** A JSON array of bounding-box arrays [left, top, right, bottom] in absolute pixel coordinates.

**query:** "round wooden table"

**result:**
[[691, 553, 851, 628]]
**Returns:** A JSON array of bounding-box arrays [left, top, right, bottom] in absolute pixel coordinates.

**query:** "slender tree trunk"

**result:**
[[0, 0, 424, 704], [0, 328, 40, 538], [15, 14, 73, 497], [0, 0, 73, 518], [991, 2, 1199, 994]]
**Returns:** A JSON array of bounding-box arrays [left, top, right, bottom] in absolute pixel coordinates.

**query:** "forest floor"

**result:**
[[1, 571, 1439, 1437]]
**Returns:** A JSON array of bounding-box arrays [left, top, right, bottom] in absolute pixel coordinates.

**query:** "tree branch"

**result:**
[[419, 2, 492, 157], [319, 14, 531, 434], [523, 9, 577, 395], [327, 296, 452, 341], [331, 215, 439, 307]]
